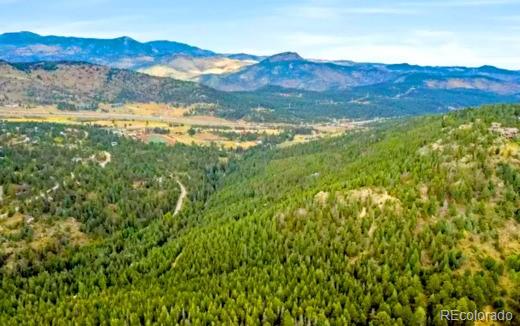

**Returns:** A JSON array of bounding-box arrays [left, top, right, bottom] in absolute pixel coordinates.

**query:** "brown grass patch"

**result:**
[[314, 191, 330, 207], [1, 216, 89, 271], [457, 219, 520, 274], [0, 213, 24, 232], [474, 305, 504, 326], [346, 187, 401, 210]]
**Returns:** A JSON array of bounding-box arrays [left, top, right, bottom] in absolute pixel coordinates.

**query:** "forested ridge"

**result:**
[[1, 104, 519, 325], [2, 60, 519, 123]]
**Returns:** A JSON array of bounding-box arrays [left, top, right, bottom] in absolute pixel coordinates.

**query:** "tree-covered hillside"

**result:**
[[0, 122, 227, 274], [1, 105, 519, 324], [217, 86, 519, 122]]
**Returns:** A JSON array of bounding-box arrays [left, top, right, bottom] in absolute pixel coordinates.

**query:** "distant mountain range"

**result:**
[[0, 31, 216, 69], [1, 31, 519, 122], [201, 52, 520, 94], [0, 61, 231, 108], [2, 32, 519, 94]]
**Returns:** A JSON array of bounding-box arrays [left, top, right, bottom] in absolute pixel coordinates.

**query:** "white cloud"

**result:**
[[0, 0, 22, 4], [6, 15, 144, 39], [402, 0, 519, 7], [308, 42, 483, 67], [493, 14, 520, 22], [286, 2, 418, 20], [341, 7, 417, 14], [277, 30, 519, 69], [287, 0, 515, 21], [282, 33, 353, 47]]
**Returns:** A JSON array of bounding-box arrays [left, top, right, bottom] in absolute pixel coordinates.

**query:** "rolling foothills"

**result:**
[[1, 32, 519, 122]]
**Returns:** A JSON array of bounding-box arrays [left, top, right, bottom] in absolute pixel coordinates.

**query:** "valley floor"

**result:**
[[0, 104, 356, 149]]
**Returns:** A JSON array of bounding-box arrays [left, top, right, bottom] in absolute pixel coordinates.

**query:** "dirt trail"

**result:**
[[173, 179, 187, 216]]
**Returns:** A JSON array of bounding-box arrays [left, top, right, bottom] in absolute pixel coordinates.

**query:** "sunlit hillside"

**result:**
[[1, 104, 519, 324], [139, 55, 256, 81]]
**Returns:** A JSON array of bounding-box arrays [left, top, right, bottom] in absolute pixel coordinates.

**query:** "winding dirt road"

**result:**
[[173, 179, 187, 216]]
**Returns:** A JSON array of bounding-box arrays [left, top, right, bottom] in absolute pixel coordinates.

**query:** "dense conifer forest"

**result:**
[[1, 104, 519, 325]]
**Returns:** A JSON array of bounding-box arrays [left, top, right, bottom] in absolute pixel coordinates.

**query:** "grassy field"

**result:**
[[0, 104, 355, 149]]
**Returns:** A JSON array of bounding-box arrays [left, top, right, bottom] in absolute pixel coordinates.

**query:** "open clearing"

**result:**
[[0, 104, 356, 149]]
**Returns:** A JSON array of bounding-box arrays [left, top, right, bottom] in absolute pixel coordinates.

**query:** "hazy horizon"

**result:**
[[2, 0, 520, 69]]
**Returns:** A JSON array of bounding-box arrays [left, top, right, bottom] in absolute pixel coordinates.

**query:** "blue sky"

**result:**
[[1, 0, 520, 68]]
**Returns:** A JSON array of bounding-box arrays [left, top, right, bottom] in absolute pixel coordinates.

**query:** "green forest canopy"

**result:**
[[0, 104, 519, 325]]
